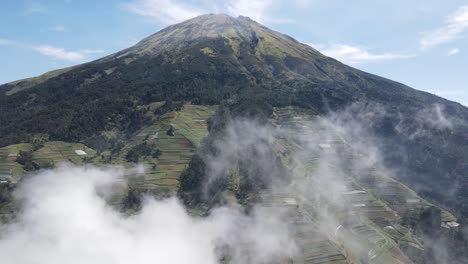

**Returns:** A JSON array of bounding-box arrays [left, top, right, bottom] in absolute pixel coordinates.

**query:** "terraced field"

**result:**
[[257, 192, 348, 264], [32, 141, 96, 167], [355, 168, 457, 224], [271, 107, 418, 264], [0, 141, 97, 186], [126, 104, 216, 195], [0, 142, 97, 221], [0, 144, 33, 183]]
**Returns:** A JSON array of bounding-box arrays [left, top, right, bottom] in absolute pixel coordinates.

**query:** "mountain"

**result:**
[[1, 14, 467, 217], [1, 14, 468, 262]]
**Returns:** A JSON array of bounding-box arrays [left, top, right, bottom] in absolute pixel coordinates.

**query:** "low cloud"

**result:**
[[416, 103, 455, 130], [309, 43, 413, 65], [420, 5, 468, 49], [0, 165, 295, 264], [33, 45, 105, 62], [395, 103, 458, 140], [1, 105, 464, 263]]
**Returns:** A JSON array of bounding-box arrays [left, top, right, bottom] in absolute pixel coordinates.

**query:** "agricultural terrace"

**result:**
[[0, 144, 33, 182], [126, 104, 216, 195], [257, 191, 348, 264], [32, 141, 96, 168]]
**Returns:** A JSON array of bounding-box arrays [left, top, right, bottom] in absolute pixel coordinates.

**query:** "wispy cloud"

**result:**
[[0, 165, 295, 264], [309, 43, 413, 65], [80, 49, 105, 54], [50, 25, 66, 32], [125, 0, 313, 25], [447, 48, 460, 56], [226, 0, 273, 23], [420, 5, 468, 49], [33, 45, 104, 62], [125, 0, 204, 25]]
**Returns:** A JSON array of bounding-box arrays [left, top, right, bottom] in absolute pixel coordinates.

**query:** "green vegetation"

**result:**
[[32, 141, 96, 167], [16, 151, 36, 171], [1, 15, 467, 223], [110, 104, 217, 197], [125, 142, 155, 163], [31, 133, 49, 151], [1, 14, 468, 263], [0, 144, 33, 182], [3, 67, 73, 96]]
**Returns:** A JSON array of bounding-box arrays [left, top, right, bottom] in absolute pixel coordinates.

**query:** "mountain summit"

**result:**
[[1, 14, 468, 218], [123, 14, 322, 61]]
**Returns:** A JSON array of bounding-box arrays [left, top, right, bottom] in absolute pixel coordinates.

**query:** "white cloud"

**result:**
[[81, 49, 106, 54], [125, 0, 204, 24], [33, 45, 105, 62], [309, 43, 413, 65], [0, 165, 295, 264], [447, 48, 460, 56], [50, 25, 66, 32], [420, 5, 468, 49], [226, 0, 273, 22], [125, 0, 313, 25]]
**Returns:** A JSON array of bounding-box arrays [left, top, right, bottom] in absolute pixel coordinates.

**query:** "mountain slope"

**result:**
[[0, 14, 468, 219]]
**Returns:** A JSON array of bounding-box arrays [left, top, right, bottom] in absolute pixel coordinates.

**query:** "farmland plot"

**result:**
[[127, 104, 216, 195]]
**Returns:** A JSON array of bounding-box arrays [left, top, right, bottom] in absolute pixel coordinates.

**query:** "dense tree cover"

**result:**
[[121, 188, 143, 211], [154, 99, 184, 115], [0, 185, 12, 204], [16, 151, 37, 171], [125, 142, 160, 163], [84, 135, 124, 154], [31, 133, 49, 151]]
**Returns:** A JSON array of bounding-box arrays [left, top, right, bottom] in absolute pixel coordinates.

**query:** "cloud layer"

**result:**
[[0, 165, 294, 264]]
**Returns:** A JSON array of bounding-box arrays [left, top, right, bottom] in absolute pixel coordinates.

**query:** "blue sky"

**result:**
[[1, 0, 467, 106]]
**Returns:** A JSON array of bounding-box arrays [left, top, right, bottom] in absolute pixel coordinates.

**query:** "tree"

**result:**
[[16, 151, 37, 171], [31, 133, 49, 151], [151, 149, 162, 159], [125, 142, 153, 163]]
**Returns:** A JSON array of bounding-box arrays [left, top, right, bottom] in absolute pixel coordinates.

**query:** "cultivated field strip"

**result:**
[[128, 104, 216, 194], [257, 192, 348, 264], [272, 107, 416, 264], [32, 142, 95, 167], [0, 144, 32, 182]]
